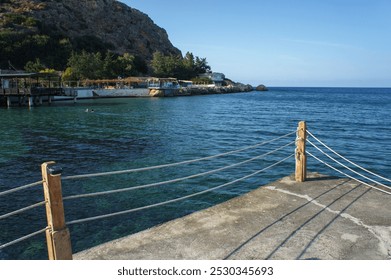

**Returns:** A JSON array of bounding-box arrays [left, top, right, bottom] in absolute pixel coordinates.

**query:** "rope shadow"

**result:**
[[295, 187, 371, 259], [265, 183, 365, 260], [223, 178, 352, 259], [305, 175, 340, 182]]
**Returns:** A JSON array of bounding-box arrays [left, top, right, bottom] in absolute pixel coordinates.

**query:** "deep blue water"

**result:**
[[0, 87, 390, 259]]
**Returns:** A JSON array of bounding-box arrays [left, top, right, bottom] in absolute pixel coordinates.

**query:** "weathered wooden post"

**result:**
[[295, 121, 307, 182], [41, 161, 73, 260]]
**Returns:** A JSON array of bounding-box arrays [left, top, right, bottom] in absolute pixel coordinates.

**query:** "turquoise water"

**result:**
[[1, 88, 390, 259]]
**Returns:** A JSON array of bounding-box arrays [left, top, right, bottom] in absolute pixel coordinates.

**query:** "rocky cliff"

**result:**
[[0, 0, 181, 69]]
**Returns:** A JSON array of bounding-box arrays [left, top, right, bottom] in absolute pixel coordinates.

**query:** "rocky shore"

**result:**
[[179, 84, 254, 96], [149, 84, 254, 97]]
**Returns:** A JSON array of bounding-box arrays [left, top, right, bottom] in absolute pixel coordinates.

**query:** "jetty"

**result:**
[[74, 173, 391, 260], [0, 73, 254, 106], [0, 122, 390, 260], [0, 72, 77, 107], [0, 74, 154, 105]]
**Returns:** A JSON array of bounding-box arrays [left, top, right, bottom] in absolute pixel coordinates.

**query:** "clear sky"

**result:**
[[120, 0, 391, 87]]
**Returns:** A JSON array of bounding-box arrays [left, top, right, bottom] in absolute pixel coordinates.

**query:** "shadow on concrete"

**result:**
[[295, 187, 370, 259], [223, 178, 366, 259], [305, 175, 341, 182], [264, 183, 366, 259]]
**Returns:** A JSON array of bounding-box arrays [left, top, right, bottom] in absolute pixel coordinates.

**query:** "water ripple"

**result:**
[[0, 88, 390, 259]]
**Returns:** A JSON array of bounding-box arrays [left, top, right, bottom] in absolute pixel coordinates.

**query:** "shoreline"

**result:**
[[180, 84, 254, 95], [72, 84, 255, 99]]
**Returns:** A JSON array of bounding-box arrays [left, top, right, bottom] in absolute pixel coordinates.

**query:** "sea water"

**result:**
[[0, 87, 390, 259]]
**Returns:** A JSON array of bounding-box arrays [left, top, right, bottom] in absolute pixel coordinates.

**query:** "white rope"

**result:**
[[0, 180, 43, 197], [62, 131, 296, 181], [307, 139, 390, 190], [0, 201, 46, 221], [63, 141, 295, 201], [307, 130, 391, 183], [307, 151, 391, 195], [67, 153, 295, 225], [0, 228, 46, 250]]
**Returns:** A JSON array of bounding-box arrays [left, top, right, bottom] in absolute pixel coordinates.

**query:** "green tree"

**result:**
[[116, 53, 136, 77], [168, 55, 185, 79], [102, 51, 116, 78], [182, 52, 196, 79], [24, 58, 45, 72], [151, 51, 211, 80], [100, 52, 137, 78], [64, 51, 143, 80], [194, 57, 211, 74], [151, 52, 184, 78], [133, 55, 148, 75], [151, 51, 167, 77], [62, 67, 77, 81], [67, 51, 104, 80]]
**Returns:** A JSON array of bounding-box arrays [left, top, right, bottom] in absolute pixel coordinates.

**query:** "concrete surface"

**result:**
[[74, 173, 391, 260]]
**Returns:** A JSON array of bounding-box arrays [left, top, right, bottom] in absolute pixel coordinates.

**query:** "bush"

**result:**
[[1, 14, 38, 28], [24, 58, 45, 72]]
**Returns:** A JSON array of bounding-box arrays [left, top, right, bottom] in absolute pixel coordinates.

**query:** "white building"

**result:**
[[199, 72, 226, 86]]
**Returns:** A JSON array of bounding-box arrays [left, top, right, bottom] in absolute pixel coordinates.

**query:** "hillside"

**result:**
[[0, 0, 181, 71]]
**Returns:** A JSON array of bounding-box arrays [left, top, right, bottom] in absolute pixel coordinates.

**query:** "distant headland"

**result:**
[[0, 0, 265, 100]]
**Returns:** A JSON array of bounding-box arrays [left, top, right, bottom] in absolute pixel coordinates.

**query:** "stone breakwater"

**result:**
[[180, 84, 254, 95], [149, 84, 254, 97]]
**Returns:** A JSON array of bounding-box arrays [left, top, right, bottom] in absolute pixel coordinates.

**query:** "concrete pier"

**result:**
[[74, 173, 391, 260]]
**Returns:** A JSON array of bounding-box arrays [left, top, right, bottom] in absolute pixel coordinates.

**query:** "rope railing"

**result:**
[[306, 129, 391, 195], [0, 181, 46, 259], [2, 122, 390, 261], [62, 130, 297, 181], [306, 130, 391, 183], [0, 228, 46, 250], [307, 151, 391, 196], [0, 201, 45, 221], [63, 132, 296, 223], [1, 130, 296, 259], [0, 185, 46, 253], [307, 139, 390, 189], [63, 140, 296, 201], [67, 153, 295, 225], [0, 200, 46, 252], [0, 180, 43, 197]]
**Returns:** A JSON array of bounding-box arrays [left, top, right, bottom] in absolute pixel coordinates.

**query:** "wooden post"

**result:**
[[41, 161, 73, 260], [295, 121, 307, 182]]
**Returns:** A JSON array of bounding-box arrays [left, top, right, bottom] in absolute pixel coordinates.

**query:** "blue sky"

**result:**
[[121, 0, 391, 87]]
